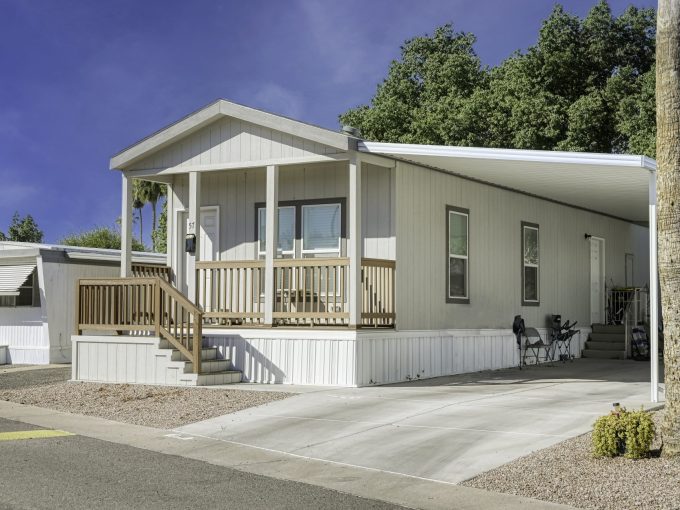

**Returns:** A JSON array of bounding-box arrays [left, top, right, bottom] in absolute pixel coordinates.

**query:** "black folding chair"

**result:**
[[513, 315, 554, 368]]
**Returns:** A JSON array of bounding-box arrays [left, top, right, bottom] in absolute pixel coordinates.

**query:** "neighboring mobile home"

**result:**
[[0, 242, 165, 364], [71, 99, 657, 387]]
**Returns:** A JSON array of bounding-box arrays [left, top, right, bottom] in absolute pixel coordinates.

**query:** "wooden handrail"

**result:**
[[131, 263, 171, 280], [361, 258, 396, 327], [76, 277, 203, 373]]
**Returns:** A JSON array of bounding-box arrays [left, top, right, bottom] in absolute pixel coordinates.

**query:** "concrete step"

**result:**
[[591, 324, 625, 334], [171, 347, 218, 362], [585, 341, 625, 351], [582, 348, 625, 360], [589, 332, 626, 343], [184, 359, 231, 374], [180, 370, 242, 386]]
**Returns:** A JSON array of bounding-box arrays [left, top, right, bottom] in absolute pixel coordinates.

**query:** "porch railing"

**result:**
[[76, 277, 202, 373], [131, 263, 171, 281], [196, 260, 265, 326], [195, 257, 395, 327], [361, 258, 396, 327], [606, 286, 650, 358]]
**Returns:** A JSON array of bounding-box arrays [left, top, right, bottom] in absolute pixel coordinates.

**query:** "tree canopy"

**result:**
[[340, 1, 656, 157], [60, 226, 146, 252], [0, 212, 44, 243]]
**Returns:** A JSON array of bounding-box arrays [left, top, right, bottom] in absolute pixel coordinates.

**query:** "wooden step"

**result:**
[[179, 370, 242, 386], [591, 324, 625, 334], [582, 349, 625, 360], [585, 341, 625, 351], [184, 359, 231, 374], [171, 347, 218, 362]]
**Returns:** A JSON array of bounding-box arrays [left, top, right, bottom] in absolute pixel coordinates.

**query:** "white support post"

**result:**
[[264, 165, 279, 326], [649, 172, 660, 403], [120, 173, 133, 277], [349, 153, 362, 327], [187, 171, 201, 302], [166, 181, 174, 268]]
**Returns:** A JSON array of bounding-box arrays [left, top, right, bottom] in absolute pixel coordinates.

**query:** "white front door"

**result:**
[[175, 207, 219, 298], [199, 207, 219, 310], [590, 237, 605, 325]]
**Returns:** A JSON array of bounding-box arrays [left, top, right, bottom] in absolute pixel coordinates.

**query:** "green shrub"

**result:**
[[592, 407, 655, 459], [622, 409, 655, 459]]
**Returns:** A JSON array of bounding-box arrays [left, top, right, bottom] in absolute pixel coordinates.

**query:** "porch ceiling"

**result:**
[[359, 142, 656, 223]]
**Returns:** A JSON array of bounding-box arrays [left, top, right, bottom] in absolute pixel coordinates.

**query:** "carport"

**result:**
[[359, 142, 662, 402]]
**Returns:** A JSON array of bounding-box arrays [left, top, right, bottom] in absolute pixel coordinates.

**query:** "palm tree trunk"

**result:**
[[138, 209, 143, 244], [151, 199, 158, 250], [657, 0, 680, 457]]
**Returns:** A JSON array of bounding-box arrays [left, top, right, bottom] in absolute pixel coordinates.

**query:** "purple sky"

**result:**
[[0, 0, 656, 246]]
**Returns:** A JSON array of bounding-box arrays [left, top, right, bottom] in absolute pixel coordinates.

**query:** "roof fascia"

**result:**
[[111, 99, 355, 170], [359, 141, 657, 170]]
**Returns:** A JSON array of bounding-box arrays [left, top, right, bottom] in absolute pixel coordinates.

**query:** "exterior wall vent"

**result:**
[[341, 125, 361, 138]]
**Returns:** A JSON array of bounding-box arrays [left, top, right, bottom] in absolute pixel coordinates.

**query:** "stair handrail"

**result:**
[[156, 277, 203, 374], [76, 276, 203, 374]]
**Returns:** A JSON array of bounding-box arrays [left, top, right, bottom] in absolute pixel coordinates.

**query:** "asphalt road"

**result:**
[[0, 417, 405, 510]]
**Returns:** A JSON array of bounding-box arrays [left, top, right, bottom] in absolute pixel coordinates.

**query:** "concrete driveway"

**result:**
[[179, 359, 657, 484]]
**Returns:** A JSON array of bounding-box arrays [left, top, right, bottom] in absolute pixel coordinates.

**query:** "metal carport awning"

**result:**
[[359, 141, 661, 402], [0, 259, 37, 296]]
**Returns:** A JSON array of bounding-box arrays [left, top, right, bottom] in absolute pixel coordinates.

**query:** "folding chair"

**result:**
[[513, 315, 554, 368], [550, 315, 577, 362]]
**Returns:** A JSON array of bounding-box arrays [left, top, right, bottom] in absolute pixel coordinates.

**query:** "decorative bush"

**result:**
[[592, 407, 655, 459]]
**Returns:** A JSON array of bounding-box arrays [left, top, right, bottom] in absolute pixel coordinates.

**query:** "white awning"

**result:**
[[0, 261, 36, 296], [359, 142, 656, 223]]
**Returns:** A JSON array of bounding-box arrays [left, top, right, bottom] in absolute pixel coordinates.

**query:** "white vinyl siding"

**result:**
[[447, 207, 469, 302], [522, 223, 540, 305], [395, 160, 650, 331]]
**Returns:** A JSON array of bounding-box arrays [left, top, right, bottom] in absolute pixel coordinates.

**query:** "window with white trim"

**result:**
[[447, 206, 469, 303], [301, 203, 341, 258], [0, 268, 40, 308], [522, 222, 540, 305], [257, 206, 296, 258]]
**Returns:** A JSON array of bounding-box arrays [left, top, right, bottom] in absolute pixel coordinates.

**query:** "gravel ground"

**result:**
[[0, 366, 71, 389], [0, 366, 293, 429], [462, 411, 679, 510]]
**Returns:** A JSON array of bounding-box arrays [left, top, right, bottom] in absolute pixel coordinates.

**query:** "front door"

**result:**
[[590, 237, 605, 325], [175, 207, 219, 298], [199, 207, 219, 310]]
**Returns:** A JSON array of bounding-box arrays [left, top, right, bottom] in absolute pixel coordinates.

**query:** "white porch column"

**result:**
[[165, 182, 174, 268], [120, 172, 133, 277], [264, 165, 279, 325], [349, 153, 362, 326], [649, 171, 660, 403], [187, 171, 201, 302]]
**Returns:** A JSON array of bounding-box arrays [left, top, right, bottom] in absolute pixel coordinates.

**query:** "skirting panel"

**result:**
[[355, 328, 585, 386], [204, 328, 584, 387], [0, 346, 7, 365], [204, 333, 356, 386], [72, 336, 159, 384]]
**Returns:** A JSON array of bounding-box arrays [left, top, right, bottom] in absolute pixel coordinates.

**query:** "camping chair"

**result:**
[[513, 315, 554, 368], [550, 315, 578, 362]]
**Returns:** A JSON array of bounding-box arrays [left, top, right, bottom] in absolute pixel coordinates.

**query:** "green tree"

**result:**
[[151, 200, 167, 254], [0, 212, 44, 243], [340, 1, 657, 157], [60, 226, 146, 252]]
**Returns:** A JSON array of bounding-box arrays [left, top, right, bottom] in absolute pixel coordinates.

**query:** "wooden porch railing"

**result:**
[[195, 257, 396, 328], [196, 260, 265, 326], [76, 277, 202, 373], [273, 258, 349, 326], [361, 258, 396, 327], [131, 263, 171, 281]]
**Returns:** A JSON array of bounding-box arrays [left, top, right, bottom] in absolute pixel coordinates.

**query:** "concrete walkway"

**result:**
[[180, 359, 657, 485]]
